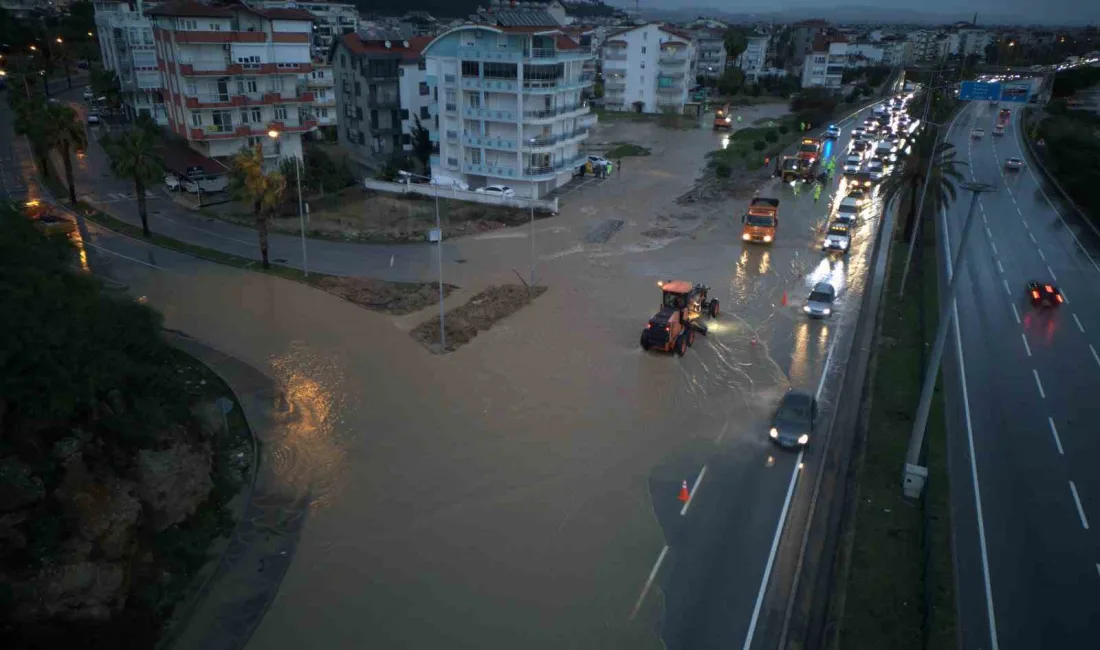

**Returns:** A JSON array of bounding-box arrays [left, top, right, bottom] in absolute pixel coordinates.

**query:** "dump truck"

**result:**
[[741, 197, 780, 244], [713, 104, 733, 130], [640, 281, 719, 355]]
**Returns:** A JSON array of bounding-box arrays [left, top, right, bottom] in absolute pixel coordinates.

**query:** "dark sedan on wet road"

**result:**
[[769, 389, 816, 448]]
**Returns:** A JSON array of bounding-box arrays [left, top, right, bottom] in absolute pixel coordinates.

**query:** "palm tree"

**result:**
[[103, 125, 163, 237], [44, 103, 88, 205], [10, 97, 53, 177], [229, 144, 286, 269], [881, 132, 965, 244]]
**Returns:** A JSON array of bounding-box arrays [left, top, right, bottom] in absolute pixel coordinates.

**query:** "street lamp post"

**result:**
[[55, 37, 71, 90], [398, 170, 446, 352], [902, 180, 996, 499], [896, 115, 951, 299], [267, 130, 308, 277]]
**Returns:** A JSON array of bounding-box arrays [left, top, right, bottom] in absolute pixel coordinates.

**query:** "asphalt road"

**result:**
[[7, 94, 893, 649], [942, 99, 1100, 650]]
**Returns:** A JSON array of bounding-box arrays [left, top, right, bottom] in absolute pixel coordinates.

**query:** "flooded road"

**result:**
[[30, 100, 887, 649]]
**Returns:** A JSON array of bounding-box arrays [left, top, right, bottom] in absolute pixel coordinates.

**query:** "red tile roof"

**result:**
[[339, 32, 431, 60]]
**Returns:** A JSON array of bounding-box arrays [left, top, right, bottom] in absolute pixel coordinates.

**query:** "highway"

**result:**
[[942, 97, 1100, 650]]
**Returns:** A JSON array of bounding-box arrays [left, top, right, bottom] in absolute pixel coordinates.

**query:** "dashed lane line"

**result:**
[[680, 465, 708, 516], [1070, 482, 1090, 531], [1091, 344, 1100, 369], [629, 545, 668, 621], [1073, 313, 1085, 333], [1011, 304, 1021, 324], [997, 260, 1005, 274], [1003, 279, 1011, 296], [1021, 333, 1032, 357], [1048, 417, 1064, 455], [991, 241, 998, 256], [1047, 265, 1058, 281], [1033, 369, 1046, 399], [1037, 248, 1046, 261]]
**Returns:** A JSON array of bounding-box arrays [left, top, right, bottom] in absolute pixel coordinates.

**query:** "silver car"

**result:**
[[803, 282, 836, 318], [1005, 157, 1024, 171]]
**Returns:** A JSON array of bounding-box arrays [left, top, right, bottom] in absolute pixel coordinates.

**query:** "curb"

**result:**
[[1018, 107, 1100, 238]]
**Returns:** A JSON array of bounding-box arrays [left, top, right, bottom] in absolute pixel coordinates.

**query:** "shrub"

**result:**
[[753, 140, 767, 151], [715, 162, 732, 178], [779, 124, 790, 135], [765, 130, 779, 143]]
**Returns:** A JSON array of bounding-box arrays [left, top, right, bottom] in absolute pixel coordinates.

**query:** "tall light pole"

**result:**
[[398, 170, 446, 352], [55, 37, 71, 90], [902, 180, 996, 499], [896, 115, 950, 299], [529, 189, 536, 286], [267, 129, 308, 277]]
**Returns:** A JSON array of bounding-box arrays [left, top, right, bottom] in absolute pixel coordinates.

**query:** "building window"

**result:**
[[190, 112, 202, 127], [354, 81, 361, 96], [240, 109, 250, 124], [400, 108, 409, 120], [418, 59, 426, 71], [340, 54, 347, 68], [180, 19, 198, 30], [356, 107, 363, 119], [483, 62, 518, 79], [420, 106, 429, 119], [208, 23, 221, 31], [358, 131, 365, 145], [461, 60, 479, 77], [641, 46, 646, 54], [274, 105, 288, 120], [418, 81, 429, 95], [317, 108, 328, 118], [185, 82, 197, 96], [240, 78, 258, 94], [402, 134, 411, 145], [251, 108, 262, 123]]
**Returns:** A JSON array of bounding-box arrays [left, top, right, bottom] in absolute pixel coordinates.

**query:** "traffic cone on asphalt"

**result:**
[[751, 336, 758, 347], [677, 480, 690, 502], [781, 290, 788, 306]]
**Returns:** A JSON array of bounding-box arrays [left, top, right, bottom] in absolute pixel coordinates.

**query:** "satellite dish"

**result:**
[[385, 40, 391, 48], [403, 40, 409, 47]]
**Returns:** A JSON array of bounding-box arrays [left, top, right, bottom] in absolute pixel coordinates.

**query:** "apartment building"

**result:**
[[93, 1, 167, 125], [601, 24, 694, 115], [733, 34, 770, 82], [424, 22, 597, 198], [907, 30, 950, 63], [691, 28, 726, 79], [789, 19, 829, 67], [800, 36, 848, 90], [149, 0, 315, 165], [396, 36, 435, 154], [255, 0, 357, 57], [947, 27, 994, 59]]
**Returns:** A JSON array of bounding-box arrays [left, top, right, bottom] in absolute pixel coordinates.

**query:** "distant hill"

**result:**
[[356, 1, 480, 19]]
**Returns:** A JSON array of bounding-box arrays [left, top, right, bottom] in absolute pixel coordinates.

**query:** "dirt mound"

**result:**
[[315, 276, 457, 315], [411, 284, 548, 353]]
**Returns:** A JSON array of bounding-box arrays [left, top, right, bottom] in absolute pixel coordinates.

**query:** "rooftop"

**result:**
[[147, 0, 313, 21]]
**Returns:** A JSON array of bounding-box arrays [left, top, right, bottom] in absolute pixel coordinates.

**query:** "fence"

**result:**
[[362, 179, 559, 214]]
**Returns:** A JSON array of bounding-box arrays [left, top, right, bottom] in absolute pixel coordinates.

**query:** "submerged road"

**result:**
[[9, 95, 892, 649], [942, 99, 1100, 650]]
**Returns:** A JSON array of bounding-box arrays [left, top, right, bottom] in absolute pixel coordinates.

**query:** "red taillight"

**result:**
[[1032, 290, 1040, 300], [1056, 294, 1064, 303], [1045, 285, 1054, 293], [646, 323, 652, 329], [664, 326, 670, 331]]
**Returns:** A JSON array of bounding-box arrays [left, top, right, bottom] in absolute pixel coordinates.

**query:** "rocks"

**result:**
[[54, 456, 143, 561], [191, 400, 225, 438], [13, 561, 128, 622], [135, 440, 214, 531], [0, 457, 45, 512]]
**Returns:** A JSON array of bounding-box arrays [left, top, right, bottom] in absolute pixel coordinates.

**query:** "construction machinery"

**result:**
[[742, 197, 780, 243], [713, 104, 733, 130], [640, 281, 720, 355]]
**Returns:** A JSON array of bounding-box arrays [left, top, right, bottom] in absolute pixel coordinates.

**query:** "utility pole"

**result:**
[[902, 180, 996, 499]]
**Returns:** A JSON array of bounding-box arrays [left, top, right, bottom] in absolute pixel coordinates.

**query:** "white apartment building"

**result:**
[[424, 23, 597, 198], [93, 1, 167, 125], [397, 36, 434, 154], [801, 37, 848, 90], [907, 30, 950, 63], [149, 0, 315, 165], [601, 24, 694, 114], [255, 0, 358, 59], [733, 34, 769, 82], [948, 28, 994, 59], [846, 41, 885, 67], [691, 28, 726, 79]]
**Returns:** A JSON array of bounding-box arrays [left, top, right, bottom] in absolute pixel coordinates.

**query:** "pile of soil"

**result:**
[[314, 276, 457, 315], [411, 284, 548, 353]]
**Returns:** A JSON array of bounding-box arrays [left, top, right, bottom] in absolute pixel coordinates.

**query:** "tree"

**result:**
[[881, 133, 964, 243], [723, 29, 748, 66], [45, 103, 88, 204], [410, 115, 433, 173], [103, 124, 163, 237], [229, 145, 286, 269], [717, 68, 745, 96], [89, 67, 121, 109]]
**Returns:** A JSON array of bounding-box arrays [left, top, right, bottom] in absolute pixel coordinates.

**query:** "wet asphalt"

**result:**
[[8, 93, 893, 649], [941, 99, 1100, 650]]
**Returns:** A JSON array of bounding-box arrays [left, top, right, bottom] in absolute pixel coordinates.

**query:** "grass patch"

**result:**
[[48, 176, 457, 315], [605, 142, 652, 159], [832, 210, 956, 650]]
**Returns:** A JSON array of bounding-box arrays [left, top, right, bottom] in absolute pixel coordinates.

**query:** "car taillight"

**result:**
[[1045, 285, 1054, 293], [1056, 294, 1064, 303], [664, 326, 670, 331], [1032, 290, 1040, 300], [646, 323, 652, 329]]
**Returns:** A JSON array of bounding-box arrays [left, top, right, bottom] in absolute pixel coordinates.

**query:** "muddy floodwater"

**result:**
[[89, 103, 886, 649]]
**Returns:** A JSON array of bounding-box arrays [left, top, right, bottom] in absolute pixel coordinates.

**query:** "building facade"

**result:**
[[424, 23, 596, 197], [149, 0, 315, 165], [397, 36, 435, 156], [801, 37, 847, 90], [691, 28, 726, 79], [734, 34, 770, 82], [93, 1, 167, 125], [601, 24, 693, 115]]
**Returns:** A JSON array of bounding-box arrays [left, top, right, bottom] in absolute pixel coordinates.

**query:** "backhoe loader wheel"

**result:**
[[640, 334, 650, 351], [676, 334, 687, 356], [709, 300, 720, 318], [687, 329, 695, 347]]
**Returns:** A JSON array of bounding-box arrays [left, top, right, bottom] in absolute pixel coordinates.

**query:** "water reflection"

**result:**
[[789, 321, 810, 387]]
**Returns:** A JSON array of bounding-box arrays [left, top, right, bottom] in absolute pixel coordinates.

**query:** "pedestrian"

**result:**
[[585, 160, 593, 176], [605, 161, 612, 178], [793, 181, 801, 196], [617, 159, 622, 177], [813, 183, 822, 203]]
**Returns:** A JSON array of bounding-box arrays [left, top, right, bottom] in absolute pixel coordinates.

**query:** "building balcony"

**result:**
[[173, 30, 268, 44], [311, 95, 335, 106], [657, 85, 685, 95], [522, 102, 590, 122], [521, 74, 594, 94], [306, 76, 335, 88], [520, 128, 589, 151], [603, 78, 626, 89], [370, 123, 400, 134], [462, 161, 518, 179], [456, 45, 593, 63], [462, 134, 518, 150], [658, 53, 690, 66], [184, 93, 237, 109], [661, 69, 687, 79], [602, 50, 627, 61], [462, 77, 519, 92], [463, 106, 516, 122], [265, 120, 319, 133], [369, 94, 400, 108], [445, 129, 459, 140], [188, 124, 243, 141], [522, 155, 586, 180]]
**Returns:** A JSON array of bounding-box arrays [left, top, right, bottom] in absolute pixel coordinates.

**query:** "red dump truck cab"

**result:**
[[742, 197, 780, 244], [714, 105, 733, 130], [998, 108, 1011, 126], [797, 137, 822, 164]]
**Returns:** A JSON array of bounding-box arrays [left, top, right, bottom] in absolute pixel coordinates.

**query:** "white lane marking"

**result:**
[[1021, 333, 1032, 357], [629, 545, 669, 621], [814, 332, 840, 400], [1011, 303, 1021, 324], [716, 420, 730, 444], [1091, 344, 1100, 369], [990, 241, 998, 256], [680, 465, 708, 516], [1037, 248, 1046, 261], [1047, 264, 1057, 280], [86, 242, 162, 269], [996, 259, 1005, 274], [985, 225, 993, 238], [742, 450, 803, 650], [1048, 417, 1064, 455], [982, 212, 988, 225], [1033, 369, 1046, 399], [1096, 563, 1100, 579], [1061, 287, 1070, 304], [1069, 481, 1090, 530], [1028, 232, 1037, 243], [1023, 219, 1030, 230], [1073, 313, 1085, 333], [1003, 279, 1011, 296], [1010, 195, 1017, 204]]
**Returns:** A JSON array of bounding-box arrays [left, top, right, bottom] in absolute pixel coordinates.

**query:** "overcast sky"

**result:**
[[618, 0, 1100, 25]]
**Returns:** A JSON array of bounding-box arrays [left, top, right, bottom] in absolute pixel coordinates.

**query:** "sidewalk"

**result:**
[[161, 332, 311, 650]]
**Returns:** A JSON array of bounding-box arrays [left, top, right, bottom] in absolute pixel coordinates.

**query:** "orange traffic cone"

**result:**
[[751, 336, 758, 347], [781, 290, 788, 306], [677, 480, 690, 502]]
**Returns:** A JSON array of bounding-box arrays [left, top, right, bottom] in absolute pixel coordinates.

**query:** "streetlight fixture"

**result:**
[[266, 129, 308, 277], [56, 37, 63, 44], [902, 179, 996, 499], [398, 169, 446, 352]]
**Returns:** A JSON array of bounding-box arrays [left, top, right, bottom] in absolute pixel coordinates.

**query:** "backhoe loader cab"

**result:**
[[641, 281, 720, 355]]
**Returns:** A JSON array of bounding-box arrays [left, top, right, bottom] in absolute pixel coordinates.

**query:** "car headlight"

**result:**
[[803, 305, 811, 313], [822, 308, 831, 315], [725, 117, 732, 123], [742, 233, 751, 241], [798, 434, 809, 445], [840, 241, 848, 248], [770, 427, 779, 439], [763, 235, 772, 242]]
